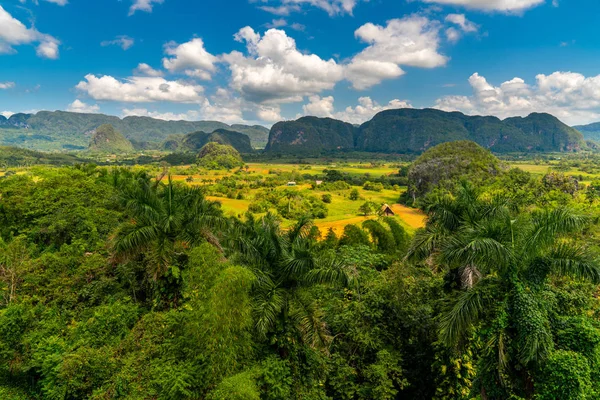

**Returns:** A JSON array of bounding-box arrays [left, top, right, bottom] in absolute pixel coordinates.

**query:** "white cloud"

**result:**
[[445, 27, 461, 43], [420, 0, 544, 12], [129, 0, 164, 16], [75, 74, 204, 103], [0, 82, 15, 89], [347, 16, 448, 89], [133, 63, 164, 77], [302, 95, 335, 117], [121, 108, 200, 121], [266, 18, 288, 28], [0, 5, 60, 59], [67, 99, 100, 114], [162, 38, 217, 80], [121, 88, 251, 124], [444, 14, 478, 43], [258, 0, 362, 16], [199, 88, 246, 124], [301, 95, 412, 124], [257, 105, 283, 122], [1, 111, 14, 118], [446, 14, 478, 32], [101, 35, 135, 50], [434, 71, 600, 125], [223, 27, 344, 103]]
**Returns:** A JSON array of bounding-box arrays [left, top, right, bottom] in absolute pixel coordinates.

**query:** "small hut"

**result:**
[[380, 204, 395, 216], [287, 181, 297, 186]]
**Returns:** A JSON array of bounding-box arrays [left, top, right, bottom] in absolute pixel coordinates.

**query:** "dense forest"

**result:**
[[2, 142, 600, 399]]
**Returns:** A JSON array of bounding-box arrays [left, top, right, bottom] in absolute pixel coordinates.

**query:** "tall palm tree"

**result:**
[[113, 175, 225, 280], [227, 213, 349, 353], [407, 182, 600, 398]]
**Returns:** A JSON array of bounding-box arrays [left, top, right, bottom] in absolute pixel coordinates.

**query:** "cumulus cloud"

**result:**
[[120, 89, 251, 124], [133, 63, 164, 77], [303, 95, 335, 117], [129, 0, 164, 16], [222, 27, 344, 103], [302, 95, 412, 124], [75, 74, 204, 103], [67, 99, 100, 114], [0, 82, 15, 89], [199, 88, 247, 124], [101, 35, 135, 50], [419, 0, 544, 12], [121, 108, 200, 121], [162, 38, 217, 80], [0, 6, 60, 59], [444, 14, 478, 43], [434, 71, 600, 125], [347, 16, 448, 89], [256, 105, 282, 122], [258, 0, 362, 16]]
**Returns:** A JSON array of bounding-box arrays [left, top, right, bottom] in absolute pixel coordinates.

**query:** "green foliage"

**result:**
[[208, 370, 261, 400], [407, 140, 502, 201], [349, 188, 360, 201], [338, 224, 371, 247], [88, 124, 134, 153], [198, 142, 245, 170], [2, 159, 600, 400], [535, 350, 592, 400], [180, 129, 253, 154]]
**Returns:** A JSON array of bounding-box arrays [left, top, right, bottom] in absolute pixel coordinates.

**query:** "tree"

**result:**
[[359, 202, 374, 216], [228, 214, 349, 353], [349, 189, 360, 201], [113, 175, 225, 281], [407, 182, 600, 398]]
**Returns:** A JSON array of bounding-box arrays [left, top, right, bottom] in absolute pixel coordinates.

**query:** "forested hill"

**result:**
[[574, 121, 600, 141], [266, 108, 585, 154], [0, 111, 269, 151]]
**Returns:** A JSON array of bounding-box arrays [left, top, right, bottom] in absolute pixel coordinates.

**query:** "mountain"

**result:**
[[178, 129, 253, 153], [231, 124, 270, 149], [0, 111, 269, 151], [88, 124, 134, 153], [573, 122, 600, 141], [266, 108, 585, 155], [266, 117, 356, 154]]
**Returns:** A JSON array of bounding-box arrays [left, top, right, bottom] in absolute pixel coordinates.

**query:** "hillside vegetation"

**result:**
[[267, 108, 585, 155], [0, 111, 268, 150], [167, 129, 253, 154], [88, 124, 134, 153]]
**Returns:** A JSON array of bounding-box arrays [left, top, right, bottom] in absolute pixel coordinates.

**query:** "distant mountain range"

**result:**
[[0, 108, 591, 155], [266, 108, 585, 154], [0, 111, 270, 151], [573, 122, 600, 141]]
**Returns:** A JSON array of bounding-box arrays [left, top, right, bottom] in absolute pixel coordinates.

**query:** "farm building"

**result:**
[[380, 204, 395, 216]]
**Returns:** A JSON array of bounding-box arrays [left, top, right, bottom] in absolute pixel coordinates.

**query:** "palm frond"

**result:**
[[439, 280, 495, 346], [547, 242, 600, 283]]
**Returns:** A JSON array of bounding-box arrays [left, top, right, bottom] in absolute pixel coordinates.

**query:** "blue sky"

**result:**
[[1, 0, 600, 126]]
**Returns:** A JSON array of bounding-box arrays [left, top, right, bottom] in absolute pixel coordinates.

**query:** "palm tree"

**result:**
[[113, 175, 225, 280], [227, 213, 349, 354], [407, 182, 600, 398]]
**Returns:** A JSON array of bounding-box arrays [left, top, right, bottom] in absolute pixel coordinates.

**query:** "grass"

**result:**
[[206, 183, 427, 235]]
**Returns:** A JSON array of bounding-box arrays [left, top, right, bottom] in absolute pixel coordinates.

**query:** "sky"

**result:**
[[1, 0, 600, 126]]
